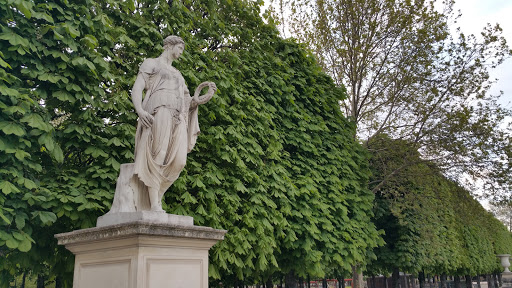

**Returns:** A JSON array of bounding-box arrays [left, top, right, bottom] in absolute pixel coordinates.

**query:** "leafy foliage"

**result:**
[[269, 0, 512, 200], [367, 136, 511, 281], [0, 0, 380, 286]]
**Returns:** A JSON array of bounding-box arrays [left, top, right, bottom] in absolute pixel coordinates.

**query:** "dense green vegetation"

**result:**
[[0, 0, 511, 287], [1, 0, 380, 286], [367, 136, 511, 287]]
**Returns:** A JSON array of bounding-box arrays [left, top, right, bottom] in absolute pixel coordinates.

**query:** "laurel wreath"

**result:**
[[193, 81, 217, 105]]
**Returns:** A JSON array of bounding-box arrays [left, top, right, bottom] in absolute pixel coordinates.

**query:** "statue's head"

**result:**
[[163, 35, 185, 60], [163, 35, 184, 50]]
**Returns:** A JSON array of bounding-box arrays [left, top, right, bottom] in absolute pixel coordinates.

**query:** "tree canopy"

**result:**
[[1, 0, 511, 287], [269, 0, 512, 199], [0, 0, 380, 286], [367, 136, 511, 286]]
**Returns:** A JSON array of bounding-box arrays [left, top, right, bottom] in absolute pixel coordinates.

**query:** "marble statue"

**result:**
[[106, 35, 216, 214]]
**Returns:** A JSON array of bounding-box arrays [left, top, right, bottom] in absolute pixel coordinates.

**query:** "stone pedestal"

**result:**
[[502, 272, 512, 288], [55, 220, 226, 288]]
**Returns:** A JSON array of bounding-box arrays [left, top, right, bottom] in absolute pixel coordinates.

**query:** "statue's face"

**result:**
[[170, 43, 184, 59]]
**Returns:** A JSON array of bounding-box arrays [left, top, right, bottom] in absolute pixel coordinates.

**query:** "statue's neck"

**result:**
[[159, 51, 175, 66]]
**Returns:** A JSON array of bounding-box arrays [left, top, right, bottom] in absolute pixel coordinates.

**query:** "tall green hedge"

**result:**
[[367, 136, 511, 281], [0, 0, 380, 286]]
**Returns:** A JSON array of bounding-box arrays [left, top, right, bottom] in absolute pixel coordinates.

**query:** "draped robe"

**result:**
[[108, 58, 200, 212]]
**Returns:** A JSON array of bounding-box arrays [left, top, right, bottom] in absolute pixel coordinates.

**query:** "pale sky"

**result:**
[[453, 0, 512, 109]]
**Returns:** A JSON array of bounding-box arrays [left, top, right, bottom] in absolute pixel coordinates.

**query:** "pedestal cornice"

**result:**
[[55, 221, 227, 247]]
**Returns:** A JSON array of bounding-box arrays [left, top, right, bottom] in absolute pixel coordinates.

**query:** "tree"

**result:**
[[0, 0, 121, 284], [0, 0, 381, 285], [269, 0, 512, 199], [489, 201, 512, 231], [366, 135, 510, 286]]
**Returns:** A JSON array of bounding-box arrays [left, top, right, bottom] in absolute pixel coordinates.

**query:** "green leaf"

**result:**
[[63, 22, 80, 38], [23, 178, 37, 190], [82, 34, 98, 49], [0, 181, 20, 195], [39, 133, 55, 151], [0, 84, 19, 96], [84, 146, 108, 158], [71, 57, 96, 71], [51, 144, 64, 163], [0, 31, 30, 47], [181, 192, 197, 204], [15, 149, 30, 160], [0, 210, 11, 224], [0, 122, 25, 136], [53, 90, 75, 103], [5, 237, 18, 249], [17, 238, 31, 252], [127, 0, 135, 12], [15, 215, 25, 230], [12, 231, 24, 241], [0, 230, 10, 240], [32, 11, 54, 23], [21, 113, 53, 132], [33, 211, 57, 225], [0, 57, 11, 69], [14, 0, 33, 19]]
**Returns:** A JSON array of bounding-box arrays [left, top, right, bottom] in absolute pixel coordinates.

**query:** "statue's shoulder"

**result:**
[[139, 58, 159, 73]]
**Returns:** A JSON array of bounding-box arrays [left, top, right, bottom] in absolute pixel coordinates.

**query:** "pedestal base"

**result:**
[[55, 221, 226, 288], [502, 272, 512, 288]]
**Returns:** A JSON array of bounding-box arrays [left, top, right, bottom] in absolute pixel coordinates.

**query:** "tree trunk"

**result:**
[[454, 276, 461, 288], [419, 272, 426, 288], [465, 275, 472, 288], [384, 276, 389, 288], [37, 275, 45, 288], [392, 268, 400, 288], [307, 275, 311, 288], [498, 273, 503, 287], [477, 275, 481, 288], [373, 275, 377, 288], [322, 278, 328, 288], [440, 274, 447, 288], [353, 265, 364, 288], [267, 278, 273, 288], [493, 273, 499, 288], [21, 272, 26, 288], [56, 276, 63, 288], [286, 271, 298, 288]]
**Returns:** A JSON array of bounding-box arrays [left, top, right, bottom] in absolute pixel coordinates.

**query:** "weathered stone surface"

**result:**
[[105, 35, 217, 214], [502, 272, 512, 284], [55, 222, 226, 288], [97, 211, 193, 227], [56, 221, 226, 246]]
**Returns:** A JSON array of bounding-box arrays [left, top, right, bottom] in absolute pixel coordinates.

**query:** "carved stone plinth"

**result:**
[[55, 221, 226, 288], [503, 272, 512, 288]]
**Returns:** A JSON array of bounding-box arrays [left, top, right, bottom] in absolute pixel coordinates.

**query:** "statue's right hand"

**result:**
[[138, 110, 154, 128]]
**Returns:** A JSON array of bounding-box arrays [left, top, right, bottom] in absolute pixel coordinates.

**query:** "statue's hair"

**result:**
[[163, 35, 184, 49]]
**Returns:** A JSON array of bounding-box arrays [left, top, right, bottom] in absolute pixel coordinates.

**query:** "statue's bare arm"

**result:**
[[131, 61, 154, 128]]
